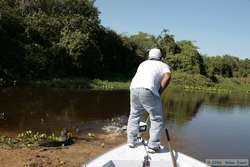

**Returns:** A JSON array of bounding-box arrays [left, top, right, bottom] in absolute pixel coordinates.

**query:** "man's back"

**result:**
[[130, 60, 171, 96]]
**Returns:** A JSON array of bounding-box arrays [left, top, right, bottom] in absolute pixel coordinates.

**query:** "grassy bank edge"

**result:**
[[1, 73, 250, 93]]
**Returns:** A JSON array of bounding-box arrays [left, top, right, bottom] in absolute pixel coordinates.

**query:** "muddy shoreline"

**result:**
[[0, 133, 126, 167]]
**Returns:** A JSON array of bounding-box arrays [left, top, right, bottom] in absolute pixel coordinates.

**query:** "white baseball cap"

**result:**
[[148, 48, 162, 60]]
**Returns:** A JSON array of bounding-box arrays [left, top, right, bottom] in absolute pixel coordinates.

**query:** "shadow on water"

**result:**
[[0, 88, 130, 135], [0, 87, 250, 136], [1, 87, 250, 161], [162, 91, 203, 125]]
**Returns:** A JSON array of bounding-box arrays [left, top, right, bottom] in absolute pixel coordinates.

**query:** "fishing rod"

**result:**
[[165, 128, 177, 167]]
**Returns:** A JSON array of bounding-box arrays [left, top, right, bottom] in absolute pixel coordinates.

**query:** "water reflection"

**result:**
[[162, 91, 203, 125], [1, 88, 250, 160], [161, 89, 250, 161], [162, 90, 250, 126], [0, 88, 250, 136], [0, 88, 129, 134]]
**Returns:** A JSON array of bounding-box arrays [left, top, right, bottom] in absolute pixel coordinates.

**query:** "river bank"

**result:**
[[1, 72, 249, 93], [0, 132, 126, 167]]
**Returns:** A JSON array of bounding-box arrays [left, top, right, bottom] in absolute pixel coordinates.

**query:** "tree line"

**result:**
[[0, 0, 249, 83], [0, 0, 142, 81], [130, 31, 250, 81]]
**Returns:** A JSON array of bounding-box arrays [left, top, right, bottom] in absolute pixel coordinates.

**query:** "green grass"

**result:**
[[90, 79, 130, 90], [29, 78, 130, 90], [1, 73, 250, 93], [171, 72, 250, 93]]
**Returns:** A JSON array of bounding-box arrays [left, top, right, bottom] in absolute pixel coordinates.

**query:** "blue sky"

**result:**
[[95, 0, 250, 59]]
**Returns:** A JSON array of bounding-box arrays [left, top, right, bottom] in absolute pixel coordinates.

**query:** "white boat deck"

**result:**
[[82, 143, 209, 167]]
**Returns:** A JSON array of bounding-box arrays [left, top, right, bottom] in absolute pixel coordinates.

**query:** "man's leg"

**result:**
[[140, 89, 163, 149], [127, 88, 144, 145]]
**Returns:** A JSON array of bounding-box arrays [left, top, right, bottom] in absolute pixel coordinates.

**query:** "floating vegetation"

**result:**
[[0, 78, 17, 88], [0, 130, 60, 149], [87, 132, 96, 138], [0, 112, 5, 120], [183, 85, 232, 94]]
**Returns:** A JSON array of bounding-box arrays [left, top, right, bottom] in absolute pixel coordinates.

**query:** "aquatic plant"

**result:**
[[0, 130, 60, 148]]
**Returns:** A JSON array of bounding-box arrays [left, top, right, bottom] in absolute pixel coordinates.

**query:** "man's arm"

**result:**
[[159, 72, 171, 95]]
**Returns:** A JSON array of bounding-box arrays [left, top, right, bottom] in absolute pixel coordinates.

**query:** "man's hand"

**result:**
[[159, 72, 171, 95]]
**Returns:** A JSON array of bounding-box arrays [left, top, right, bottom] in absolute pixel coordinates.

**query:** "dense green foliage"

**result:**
[[129, 30, 249, 79], [0, 0, 249, 87], [204, 55, 250, 79], [0, 0, 142, 81]]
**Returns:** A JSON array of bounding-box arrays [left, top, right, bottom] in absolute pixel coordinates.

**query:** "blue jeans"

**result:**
[[127, 88, 163, 148]]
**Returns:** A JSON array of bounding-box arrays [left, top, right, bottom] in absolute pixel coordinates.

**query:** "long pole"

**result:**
[[165, 128, 177, 167]]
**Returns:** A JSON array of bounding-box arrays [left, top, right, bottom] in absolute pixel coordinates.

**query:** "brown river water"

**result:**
[[0, 88, 250, 162]]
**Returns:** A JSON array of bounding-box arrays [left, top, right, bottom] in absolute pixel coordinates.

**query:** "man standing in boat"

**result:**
[[127, 48, 172, 153]]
